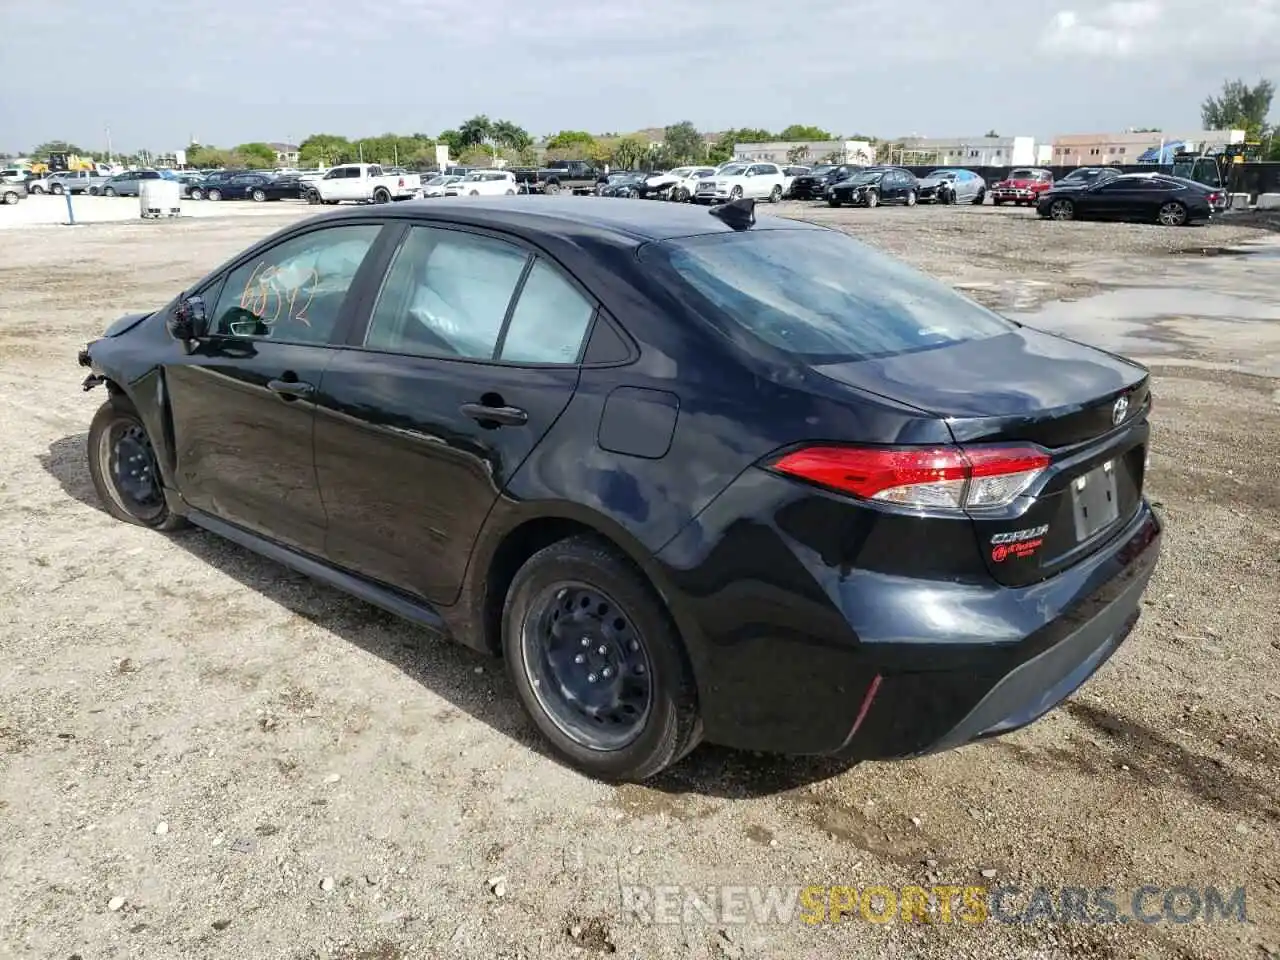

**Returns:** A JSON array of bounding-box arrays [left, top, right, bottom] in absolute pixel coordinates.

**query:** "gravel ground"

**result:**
[[1, 203, 1278, 960]]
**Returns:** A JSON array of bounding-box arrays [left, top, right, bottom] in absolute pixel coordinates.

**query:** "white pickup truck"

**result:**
[[306, 163, 421, 204]]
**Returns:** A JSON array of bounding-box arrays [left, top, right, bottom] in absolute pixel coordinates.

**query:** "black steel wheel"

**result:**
[[503, 536, 701, 781], [87, 398, 186, 530]]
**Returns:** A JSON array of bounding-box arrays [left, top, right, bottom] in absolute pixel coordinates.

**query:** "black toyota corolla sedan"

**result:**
[[76, 196, 1161, 782]]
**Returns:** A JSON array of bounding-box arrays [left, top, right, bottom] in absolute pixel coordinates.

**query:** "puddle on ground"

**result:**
[[1176, 245, 1280, 260], [1007, 286, 1280, 370]]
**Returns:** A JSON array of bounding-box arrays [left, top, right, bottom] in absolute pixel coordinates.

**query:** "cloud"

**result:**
[[1041, 0, 1278, 59]]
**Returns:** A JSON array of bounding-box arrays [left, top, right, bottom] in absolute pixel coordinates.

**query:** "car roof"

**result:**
[[317, 195, 824, 242]]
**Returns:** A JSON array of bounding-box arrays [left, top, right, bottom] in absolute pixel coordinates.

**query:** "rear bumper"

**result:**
[[655, 479, 1162, 759]]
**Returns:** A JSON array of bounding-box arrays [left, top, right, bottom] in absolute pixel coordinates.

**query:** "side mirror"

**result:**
[[168, 296, 206, 350]]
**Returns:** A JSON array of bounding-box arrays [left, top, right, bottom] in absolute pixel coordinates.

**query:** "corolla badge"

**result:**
[[1112, 395, 1129, 425]]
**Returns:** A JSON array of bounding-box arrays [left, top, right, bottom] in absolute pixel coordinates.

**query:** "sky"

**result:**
[[1, 0, 1276, 154]]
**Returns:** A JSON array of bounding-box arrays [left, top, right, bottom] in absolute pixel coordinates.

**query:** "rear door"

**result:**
[[313, 222, 596, 605]]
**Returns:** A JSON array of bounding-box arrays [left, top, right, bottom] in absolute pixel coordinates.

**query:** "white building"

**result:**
[[891, 136, 1037, 167], [1049, 129, 1245, 166], [733, 140, 875, 165]]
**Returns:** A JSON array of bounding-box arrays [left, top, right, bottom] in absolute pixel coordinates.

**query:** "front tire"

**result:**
[[373, 188, 390, 203], [905, 189, 917, 207], [2, 191, 18, 205], [87, 398, 186, 531], [103, 187, 116, 197], [30, 185, 45, 195], [251, 188, 267, 202], [207, 189, 222, 201], [51, 184, 65, 195], [769, 185, 782, 203], [1049, 199, 1075, 220], [866, 190, 879, 208], [503, 536, 701, 782], [972, 188, 985, 205], [189, 187, 204, 200], [729, 186, 743, 201]]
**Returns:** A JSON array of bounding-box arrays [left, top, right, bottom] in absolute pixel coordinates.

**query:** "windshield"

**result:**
[[929, 171, 957, 180], [426, 176, 448, 185], [641, 229, 1015, 363], [845, 171, 883, 185], [718, 163, 748, 176], [1008, 169, 1042, 180], [669, 167, 691, 177], [809, 166, 836, 175]]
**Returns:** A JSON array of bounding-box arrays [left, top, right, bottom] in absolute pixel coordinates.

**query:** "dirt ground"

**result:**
[[1, 201, 1278, 960]]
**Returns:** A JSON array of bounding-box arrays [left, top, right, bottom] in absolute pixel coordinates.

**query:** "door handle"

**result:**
[[460, 402, 528, 426], [267, 379, 314, 399]]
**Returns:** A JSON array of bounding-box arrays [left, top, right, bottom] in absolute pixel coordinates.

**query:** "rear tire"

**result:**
[[544, 182, 561, 195], [502, 536, 701, 782], [51, 184, 65, 195], [190, 187, 204, 200], [972, 189, 985, 205], [769, 185, 782, 203], [1049, 199, 1075, 221], [828, 197, 842, 207], [103, 187, 116, 197], [208, 189, 222, 201], [87, 397, 186, 531], [30, 185, 45, 195], [372, 188, 390, 203], [1157, 201, 1188, 226], [2, 191, 18, 205], [906, 189, 917, 207]]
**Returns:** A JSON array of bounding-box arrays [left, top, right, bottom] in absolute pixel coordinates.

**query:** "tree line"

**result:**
[[12, 80, 1277, 170]]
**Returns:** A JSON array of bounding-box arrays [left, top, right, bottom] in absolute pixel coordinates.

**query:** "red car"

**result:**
[[992, 168, 1054, 206]]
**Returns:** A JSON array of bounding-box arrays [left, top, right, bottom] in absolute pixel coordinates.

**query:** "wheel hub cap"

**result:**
[[110, 424, 162, 511], [523, 584, 653, 751]]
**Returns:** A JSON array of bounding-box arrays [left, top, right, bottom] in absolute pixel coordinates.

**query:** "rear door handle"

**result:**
[[460, 402, 528, 426], [267, 379, 314, 399]]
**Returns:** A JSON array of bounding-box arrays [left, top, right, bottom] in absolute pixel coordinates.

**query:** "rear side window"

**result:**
[[642, 229, 1016, 362], [499, 259, 595, 363], [365, 226, 529, 359]]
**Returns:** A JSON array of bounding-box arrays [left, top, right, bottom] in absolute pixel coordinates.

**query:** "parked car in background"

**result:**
[[992, 168, 1054, 206], [422, 175, 463, 197], [1, 180, 27, 205], [511, 159, 602, 196], [659, 166, 717, 201], [308, 163, 421, 204], [77, 196, 1162, 783], [1037, 173, 1218, 226], [444, 170, 519, 196], [0, 168, 27, 183], [94, 170, 163, 197], [917, 169, 986, 204], [174, 173, 207, 199], [1053, 167, 1122, 191], [788, 164, 864, 200], [827, 166, 920, 207], [46, 170, 104, 195], [24, 172, 60, 194], [779, 165, 810, 197], [693, 161, 787, 204], [207, 172, 307, 202], [598, 172, 657, 198]]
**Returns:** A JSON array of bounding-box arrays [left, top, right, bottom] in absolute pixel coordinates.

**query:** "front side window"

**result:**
[[642, 228, 1016, 363], [365, 227, 529, 360], [210, 224, 382, 343]]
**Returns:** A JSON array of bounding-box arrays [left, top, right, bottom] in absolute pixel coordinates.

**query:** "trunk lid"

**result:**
[[811, 327, 1150, 586]]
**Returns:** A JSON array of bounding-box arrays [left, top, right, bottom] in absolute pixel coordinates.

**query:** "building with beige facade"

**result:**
[[1050, 130, 1245, 166]]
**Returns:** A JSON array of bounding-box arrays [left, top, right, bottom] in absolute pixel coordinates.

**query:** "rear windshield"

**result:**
[[640, 229, 1015, 363]]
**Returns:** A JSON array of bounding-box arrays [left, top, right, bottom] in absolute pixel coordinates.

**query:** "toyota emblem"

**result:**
[[1112, 395, 1129, 425]]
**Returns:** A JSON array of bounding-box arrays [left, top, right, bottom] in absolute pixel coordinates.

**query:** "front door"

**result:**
[[314, 223, 596, 605], [166, 221, 387, 554]]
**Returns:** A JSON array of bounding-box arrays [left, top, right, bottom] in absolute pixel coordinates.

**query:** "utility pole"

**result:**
[[105, 124, 113, 162]]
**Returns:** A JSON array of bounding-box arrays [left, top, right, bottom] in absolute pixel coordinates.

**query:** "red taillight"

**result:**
[[398, 177, 405, 187], [769, 444, 1050, 511]]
